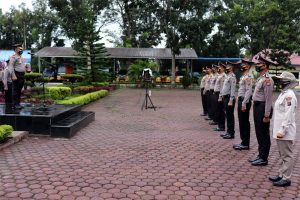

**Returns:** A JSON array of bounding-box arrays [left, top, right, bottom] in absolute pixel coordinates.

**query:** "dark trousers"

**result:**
[[207, 90, 213, 118], [237, 97, 251, 146], [212, 92, 219, 122], [5, 82, 13, 104], [253, 101, 271, 161], [12, 71, 25, 105], [217, 95, 225, 129], [201, 88, 208, 115], [224, 95, 235, 136]]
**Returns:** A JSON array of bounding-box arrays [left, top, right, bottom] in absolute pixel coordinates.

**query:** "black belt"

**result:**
[[238, 96, 244, 101], [254, 101, 265, 105], [223, 94, 230, 98]]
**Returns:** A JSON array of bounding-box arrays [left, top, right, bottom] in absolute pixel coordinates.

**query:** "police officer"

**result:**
[[213, 63, 226, 131], [220, 62, 236, 139], [208, 64, 218, 125], [7, 44, 31, 109], [249, 55, 274, 166], [233, 59, 253, 150], [203, 66, 213, 120], [200, 68, 209, 116], [269, 72, 298, 187]]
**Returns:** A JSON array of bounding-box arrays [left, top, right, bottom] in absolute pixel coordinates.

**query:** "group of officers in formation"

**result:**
[[200, 55, 298, 187]]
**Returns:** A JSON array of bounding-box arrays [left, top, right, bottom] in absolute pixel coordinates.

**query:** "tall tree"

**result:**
[[31, 0, 61, 49], [107, 0, 162, 47], [49, 0, 110, 83]]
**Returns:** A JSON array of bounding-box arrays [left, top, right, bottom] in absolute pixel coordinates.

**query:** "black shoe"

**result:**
[[223, 134, 234, 139], [214, 128, 225, 131], [233, 143, 241, 148], [248, 156, 260, 163], [268, 176, 282, 182], [13, 105, 23, 109], [200, 113, 207, 116], [251, 158, 268, 166], [209, 121, 218, 125], [220, 132, 229, 137], [205, 117, 212, 120], [234, 144, 249, 150], [273, 179, 291, 187]]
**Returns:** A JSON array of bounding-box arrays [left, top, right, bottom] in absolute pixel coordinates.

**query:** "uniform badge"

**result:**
[[265, 78, 271, 86], [286, 97, 292, 106]]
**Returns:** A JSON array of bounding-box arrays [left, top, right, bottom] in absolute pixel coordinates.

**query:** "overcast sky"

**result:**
[[0, 0, 33, 13]]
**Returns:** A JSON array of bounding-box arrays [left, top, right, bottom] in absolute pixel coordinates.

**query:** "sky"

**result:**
[[0, 0, 121, 47]]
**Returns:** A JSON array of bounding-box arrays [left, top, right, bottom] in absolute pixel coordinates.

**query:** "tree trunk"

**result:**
[[171, 52, 176, 85]]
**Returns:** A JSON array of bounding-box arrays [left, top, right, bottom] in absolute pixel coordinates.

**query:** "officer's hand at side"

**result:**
[[228, 101, 233, 106], [276, 132, 284, 138], [241, 105, 246, 112], [12, 75, 17, 81], [263, 116, 270, 123]]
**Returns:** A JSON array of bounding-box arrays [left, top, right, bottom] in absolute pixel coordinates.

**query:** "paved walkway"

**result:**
[[1, 88, 300, 200]]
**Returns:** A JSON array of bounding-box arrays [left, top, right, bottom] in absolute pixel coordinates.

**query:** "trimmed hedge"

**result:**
[[0, 125, 13, 141], [61, 74, 84, 83], [46, 87, 72, 100], [56, 90, 108, 105], [91, 82, 109, 86]]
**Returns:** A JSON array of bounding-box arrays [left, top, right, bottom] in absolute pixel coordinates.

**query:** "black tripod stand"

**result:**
[[141, 81, 156, 111]]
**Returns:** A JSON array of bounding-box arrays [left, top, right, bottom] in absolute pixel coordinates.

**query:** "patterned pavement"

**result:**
[[0, 88, 300, 200]]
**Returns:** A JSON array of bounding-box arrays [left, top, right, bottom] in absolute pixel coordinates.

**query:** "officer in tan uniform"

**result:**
[[220, 62, 237, 139], [233, 59, 254, 150], [7, 44, 31, 109], [269, 72, 298, 187], [200, 68, 209, 116], [249, 55, 275, 166], [213, 63, 226, 131], [209, 64, 218, 125], [203, 66, 213, 120]]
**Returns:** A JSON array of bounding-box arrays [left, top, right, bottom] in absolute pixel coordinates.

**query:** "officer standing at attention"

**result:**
[[233, 59, 254, 150], [249, 55, 274, 166], [220, 62, 236, 139], [7, 44, 30, 109], [268, 72, 298, 187], [213, 63, 226, 131], [200, 68, 209, 116], [208, 65, 218, 125], [203, 66, 213, 120]]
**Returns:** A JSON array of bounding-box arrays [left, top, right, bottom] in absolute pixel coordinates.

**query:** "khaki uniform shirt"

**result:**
[[273, 89, 297, 141], [253, 72, 274, 117], [214, 72, 225, 92], [203, 74, 212, 94], [221, 72, 236, 100], [238, 73, 253, 107], [8, 54, 27, 73], [200, 75, 208, 89], [209, 73, 217, 90]]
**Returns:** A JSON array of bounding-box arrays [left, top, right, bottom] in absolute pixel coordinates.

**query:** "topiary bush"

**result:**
[[61, 74, 84, 84], [46, 87, 72, 100], [182, 73, 193, 89], [56, 90, 108, 105], [0, 125, 13, 142]]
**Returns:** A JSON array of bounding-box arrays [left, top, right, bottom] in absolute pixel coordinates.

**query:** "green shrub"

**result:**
[[0, 125, 13, 141], [25, 73, 43, 81], [182, 73, 193, 88], [46, 87, 72, 100], [91, 82, 109, 86], [61, 74, 84, 83], [56, 90, 108, 105]]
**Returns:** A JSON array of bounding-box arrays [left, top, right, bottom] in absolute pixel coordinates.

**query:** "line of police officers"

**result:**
[[200, 55, 275, 163], [200, 55, 298, 187]]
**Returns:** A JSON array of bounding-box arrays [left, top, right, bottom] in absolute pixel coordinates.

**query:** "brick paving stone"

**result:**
[[1, 89, 300, 199]]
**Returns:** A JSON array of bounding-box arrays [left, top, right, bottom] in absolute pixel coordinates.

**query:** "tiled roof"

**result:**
[[35, 47, 198, 59]]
